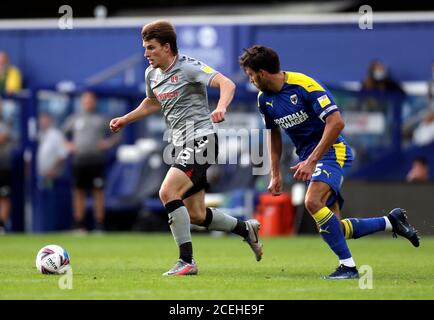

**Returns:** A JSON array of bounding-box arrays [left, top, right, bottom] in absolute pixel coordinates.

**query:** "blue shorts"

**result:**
[[307, 158, 352, 209]]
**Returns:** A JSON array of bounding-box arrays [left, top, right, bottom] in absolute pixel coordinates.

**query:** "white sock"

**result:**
[[384, 216, 393, 231], [339, 257, 356, 268]]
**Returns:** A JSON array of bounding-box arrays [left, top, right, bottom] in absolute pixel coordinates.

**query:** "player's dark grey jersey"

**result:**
[[145, 54, 219, 146]]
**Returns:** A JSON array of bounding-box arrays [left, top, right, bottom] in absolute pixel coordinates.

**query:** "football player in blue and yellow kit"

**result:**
[[240, 45, 420, 279]]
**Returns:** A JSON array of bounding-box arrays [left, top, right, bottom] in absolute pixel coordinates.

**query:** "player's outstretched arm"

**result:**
[[267, 127, 283, 196], [210, 73, 236, 123], [109, 97, 160, 133]]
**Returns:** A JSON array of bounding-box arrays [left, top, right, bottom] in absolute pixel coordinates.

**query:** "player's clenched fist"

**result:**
[[211, 108, 226, 123], [267, 175, 282, 196], [109, 117, 127, 133]]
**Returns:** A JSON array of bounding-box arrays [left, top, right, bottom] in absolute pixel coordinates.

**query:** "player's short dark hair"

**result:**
[[239, 45, 280, 74], [141, 20, 178, 55], [413, 156, 428, 166]]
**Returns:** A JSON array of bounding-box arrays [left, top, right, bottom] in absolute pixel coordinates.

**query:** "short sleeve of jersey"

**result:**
[[257, 92, 278, 129], [308, 89, 339, 122], [182, 59, 219, 86], [144, 67, 156, 99]]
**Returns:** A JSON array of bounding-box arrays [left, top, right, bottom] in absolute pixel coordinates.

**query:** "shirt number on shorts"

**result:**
[[312, 163, 323, 177]]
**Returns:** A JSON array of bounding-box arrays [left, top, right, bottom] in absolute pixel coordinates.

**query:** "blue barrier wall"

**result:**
[[0, 28, 145, 87], [246, 22, 434, 83], [1, 21, 433, 87], [1, 18, 433, 232]]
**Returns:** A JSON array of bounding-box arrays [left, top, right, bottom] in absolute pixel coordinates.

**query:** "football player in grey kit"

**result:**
[[110, 20, 263, 276]]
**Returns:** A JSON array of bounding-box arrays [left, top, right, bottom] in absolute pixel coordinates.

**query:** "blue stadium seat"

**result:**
[[105, 149, 169, 212]]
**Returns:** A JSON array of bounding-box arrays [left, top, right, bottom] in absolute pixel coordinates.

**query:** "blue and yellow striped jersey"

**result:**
[[258, 71, 353, 163]]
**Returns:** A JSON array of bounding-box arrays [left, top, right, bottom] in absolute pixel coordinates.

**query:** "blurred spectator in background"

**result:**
[[407, 157, 430, 183], [362, 60, 404, 94], [0, 100, 12, 233], [360, 60, 405, 112], [0, 51, 22, 95], [428, 61, 434, 109], [37, 112, 68, 187], [412, 110, 434, 146], [63, 91, 120, 232]]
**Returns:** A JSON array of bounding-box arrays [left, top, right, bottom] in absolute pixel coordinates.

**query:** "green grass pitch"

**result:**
[[0, 233, 433, 300]]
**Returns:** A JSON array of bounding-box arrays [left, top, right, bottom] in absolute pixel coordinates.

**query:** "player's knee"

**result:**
[[159, 187, 179, 204], [304, 197, 324, 215]]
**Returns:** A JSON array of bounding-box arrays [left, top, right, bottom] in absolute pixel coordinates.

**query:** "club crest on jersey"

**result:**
[[290, 94, 298, 105], [171, 75, 178, 83]]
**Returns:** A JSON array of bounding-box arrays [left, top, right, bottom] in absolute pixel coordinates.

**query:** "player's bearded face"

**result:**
[[255, 72, 267, 91], [246, 68, 265, 91]]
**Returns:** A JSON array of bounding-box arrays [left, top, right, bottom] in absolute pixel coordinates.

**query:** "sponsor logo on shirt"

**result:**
[[274, 110, 309, 129], [317, 94, 331, 108], [156, 90, 180, 101]]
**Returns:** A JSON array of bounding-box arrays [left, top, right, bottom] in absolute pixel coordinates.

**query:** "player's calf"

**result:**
[[340, 208, 420, 248], [199, 208, 263, 261]]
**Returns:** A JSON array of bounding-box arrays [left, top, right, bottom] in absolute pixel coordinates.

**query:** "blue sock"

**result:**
[[342, 218, 386, 239], [313, 207, 352, 260]]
